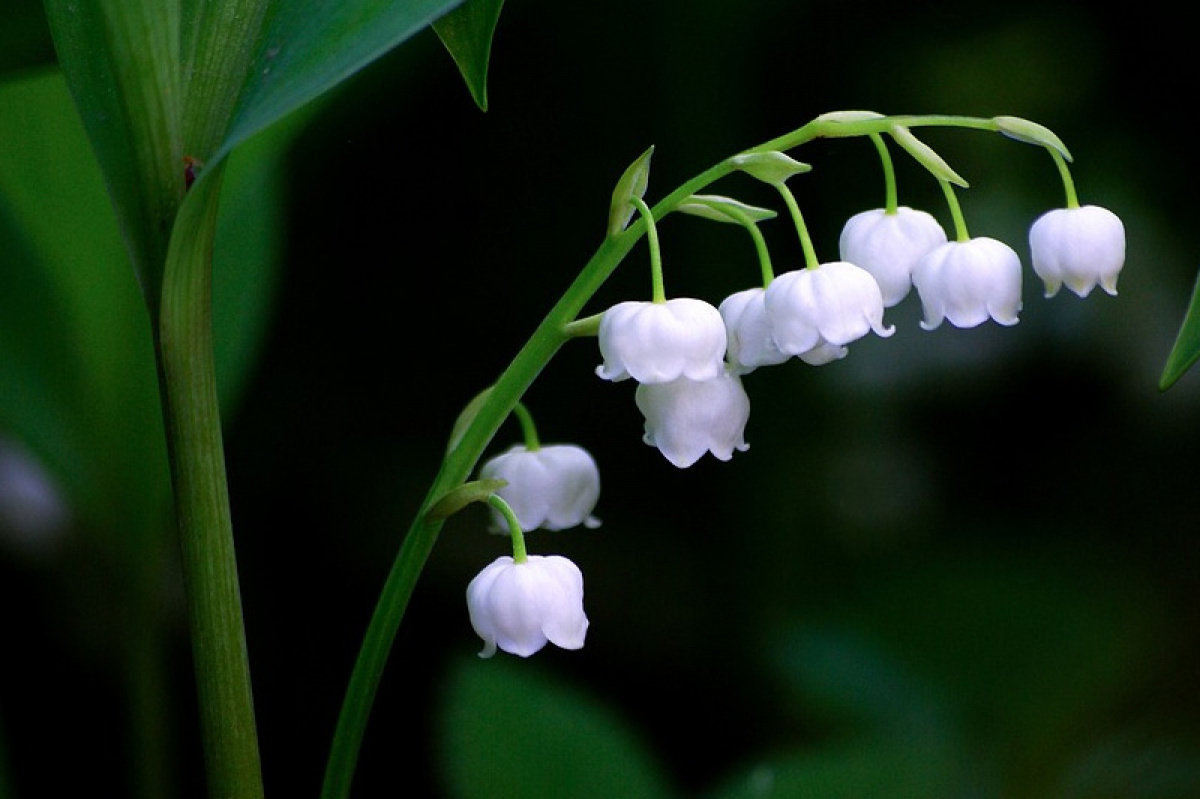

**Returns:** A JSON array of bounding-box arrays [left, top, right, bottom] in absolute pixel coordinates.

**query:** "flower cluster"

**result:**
[[593, 163, 1124, 470], [461, 115, 1127, 660], [465, 426, 600, 658]]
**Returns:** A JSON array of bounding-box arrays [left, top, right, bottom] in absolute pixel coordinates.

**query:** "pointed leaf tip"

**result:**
[[434, 0, 506, 112], [1160, 266, 1200, 390], [608, 145, 654, 236]]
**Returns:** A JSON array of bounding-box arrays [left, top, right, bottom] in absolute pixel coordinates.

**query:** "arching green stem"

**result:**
[[939, 178, 970, 242], [630, 196, 666, 302], [488, 494, 528, 563], [870, 132, 899, 214], [1048, 146, 1080, 209], [774, 181, 820, 269], [512, 401, 540, 451]]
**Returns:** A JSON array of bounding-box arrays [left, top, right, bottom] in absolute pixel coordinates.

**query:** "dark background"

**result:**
[[4, 0, 1200, 797]]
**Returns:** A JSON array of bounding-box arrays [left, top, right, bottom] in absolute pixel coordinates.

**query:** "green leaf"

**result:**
[[1159, 266, 1200, 390], [43, 0, 186, 311], [44, 0, 468, 311], [433, 0, 507, 112], [0, 68, 168, 530], [211, 99, 320, 414], [608, 145, 655, 236], [437, 657, 675, 799], [709, 740, 967, 799], [214, 0, 467, 166]]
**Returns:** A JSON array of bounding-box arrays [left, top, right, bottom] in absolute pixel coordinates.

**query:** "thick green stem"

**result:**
[[157, 165, 264, 799]]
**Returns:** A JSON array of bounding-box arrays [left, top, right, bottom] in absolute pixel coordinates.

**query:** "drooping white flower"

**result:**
[[763, 261, 894, 361], [595, 298, 726, 384], [718, 287, 789, 374], [912, 237, 1023, 330], [479, 444, 601, 532], [467, 554, 589, 658], [838, 207, 949, 306], [1028, 205, 1125, 298], [634, 367, 750, 468]]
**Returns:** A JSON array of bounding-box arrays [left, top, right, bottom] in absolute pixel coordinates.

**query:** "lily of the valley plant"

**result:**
[[30, 5, 1130, 793]]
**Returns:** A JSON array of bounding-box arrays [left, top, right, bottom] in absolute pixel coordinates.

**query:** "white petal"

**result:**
[[635, 370, 750, 468], [480, 444, 601, 532], [764, 262, 892, 355], [913, 238, 1022, 330], [839, 207, 948, 306], [596, 299, 727, 383], [719, 287, 789, 374], [465, 555, 589, 658], [1029, 205, 1125, 299]]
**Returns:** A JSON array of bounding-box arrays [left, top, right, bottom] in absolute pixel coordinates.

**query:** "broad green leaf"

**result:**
[[0, 68, 167, 529], [433, 0, 507, 112], [213, 0, 467, 166], [437, 656, 675, 799], [1159, 266, 1200, 390], [709, 740, 969, 799], [211, 98, 320, 414], [835, 549, 1166, 769], [43, 0, 185, 311], [767, 622, 953, 741], [44, 0, 468, 313]]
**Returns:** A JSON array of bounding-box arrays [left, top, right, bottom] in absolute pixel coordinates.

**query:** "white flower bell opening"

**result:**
[[479, 444, 601, 532], [718, 287, 790, 374], [595, 298, 727, 383], [912, 237, 1023, 330], [635, 367, 750, 468], [838, 207, 949, 307], [466, 554, 589, 658], [1028, 205, 1125, 298], [763, 261, 894, 361]]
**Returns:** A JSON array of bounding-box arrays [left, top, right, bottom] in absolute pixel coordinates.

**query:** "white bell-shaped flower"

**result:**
[[1028, 205, 1125, 298], [718, 287, 790, 374], [763, 261, 894, 361], [595, 298, 726, 383], [634, 367, 750, 468], [839, 207, 949, 306], [912, 237, 1023, 330], [479, 444, 601, 532], [466, 554, 589, 658]]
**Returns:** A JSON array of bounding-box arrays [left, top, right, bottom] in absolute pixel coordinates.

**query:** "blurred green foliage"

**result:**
[[3, 1, 1200, 797]]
